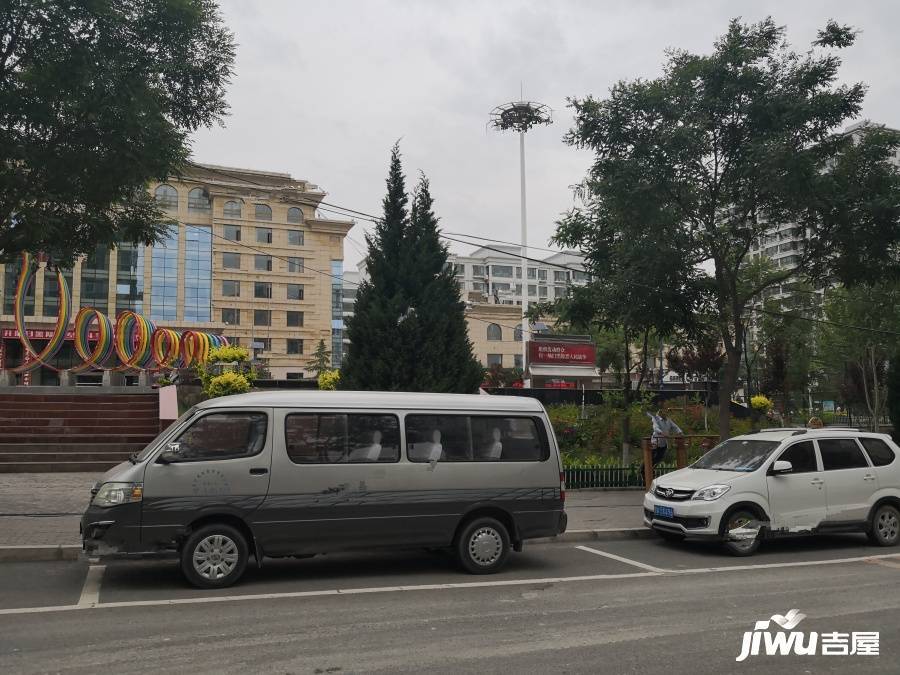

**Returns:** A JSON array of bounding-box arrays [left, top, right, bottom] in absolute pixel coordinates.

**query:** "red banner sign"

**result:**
[[545, 380, 577, 389], [528, 341, 596, 366], [1, 328, 99, 341]]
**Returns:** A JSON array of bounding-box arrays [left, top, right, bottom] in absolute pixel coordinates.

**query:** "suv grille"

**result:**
[[644, 508, 709, 529], [654, 486, 694, 501]]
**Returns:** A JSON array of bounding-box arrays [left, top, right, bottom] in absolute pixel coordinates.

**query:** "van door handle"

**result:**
[[810, 478, 824, 486], [249, 468, 268, 475], [864, 474, 877, 481]]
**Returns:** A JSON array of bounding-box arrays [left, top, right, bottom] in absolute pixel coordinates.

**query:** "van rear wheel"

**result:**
[[456, 517, 510, 574], [181, 523, 248, 589]]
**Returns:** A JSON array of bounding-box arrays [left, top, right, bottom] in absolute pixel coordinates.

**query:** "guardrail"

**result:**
[[565, 463, 676, 489]]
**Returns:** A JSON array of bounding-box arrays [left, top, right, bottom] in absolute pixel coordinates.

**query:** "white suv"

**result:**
[[643, 428, 900, 555]]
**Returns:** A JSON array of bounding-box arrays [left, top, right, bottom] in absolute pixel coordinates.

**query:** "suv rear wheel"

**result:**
[[868, 504, 900, 547], [181, 523, 249, 589], [456, 517, 511, 574]]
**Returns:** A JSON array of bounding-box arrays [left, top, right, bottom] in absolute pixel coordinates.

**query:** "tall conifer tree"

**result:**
[[341, 146, 482, 392]]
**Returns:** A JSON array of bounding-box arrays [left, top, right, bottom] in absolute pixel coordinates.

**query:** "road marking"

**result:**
[[3, 550, 900, 617], [575, 545, 669, 573], [77, 564, 105, 607]]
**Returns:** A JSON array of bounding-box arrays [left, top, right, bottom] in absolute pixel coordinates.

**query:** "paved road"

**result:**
[[1, 534, 898, 673]]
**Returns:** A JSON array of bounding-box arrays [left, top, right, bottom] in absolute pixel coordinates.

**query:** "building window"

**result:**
[[150, 227, 178, 321], [184, 225, 212, 322], [287, 283, 304, 300], [225, 336, 240, 346], [188, 187, 210, 211], [331, 260, 344, 368], [154, 184, 178, 210], [288, 229, 304, 246], [223, 200, 242, 218], [287, 257, 304, 273], [486, 323, 502, 341], [515, 267, 522, 279], [514, 354, 523, 369], [43, 267, 73, 317], [472, 265, 485, 276], [287, 207, 303, 224], [286, 311, 304, 327], [492, 265, 513, 278], [223, 224, 241, 241], [472, 281, 485, 292], [538, 269, 547, 281], [115, 243, 144, 315], [528, 285, 537, 296], [254, 281, 272, 299], [254, 204, 272, 221], [573, 270, 589, 282], [554, 270, 569, 282], [515, 284, 522, 295], [286, 372, 303, 380], [539, 286, 548, 298], [222, 308, 239, 325], [3, 259, 34, 315], [287, 338, 303, 355], [492, 283, 510, 293], [222, 252, 240, 269], [252, 337, 271, 352], [222, 280, 240, 297], [554, 286, 567, 299], [514, 324, 523, 341], [487, 354, 503, 367], [254, 309, 271, 326], [255, 254, 272, 272], [453, 263, 465, 276], [256, 227, 272, 244], [81, 245, 111, 311], [527, 268, 536, 279]]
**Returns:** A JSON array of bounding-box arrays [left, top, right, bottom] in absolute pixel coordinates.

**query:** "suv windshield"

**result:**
[[134, 407, 199, 462], [692, 439, 779, 472]]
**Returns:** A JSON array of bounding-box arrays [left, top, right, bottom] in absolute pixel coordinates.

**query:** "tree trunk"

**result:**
[[718, 349, 741, 440]]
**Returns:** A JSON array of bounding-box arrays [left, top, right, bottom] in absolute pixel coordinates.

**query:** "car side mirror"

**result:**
[[157, 443, 182, 464], [769, 460, 793, 475]]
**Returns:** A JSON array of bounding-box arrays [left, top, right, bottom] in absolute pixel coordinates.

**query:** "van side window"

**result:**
[[284, 414, 400, 464], [405, 415, 549, 462], [173, 412, 267, 461], [819, 438, 869, 470], [860, 438, 896, 467], [776, 441, 817, 473]]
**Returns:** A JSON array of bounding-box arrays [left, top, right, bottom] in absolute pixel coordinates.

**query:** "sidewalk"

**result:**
[[0, 473, 646, 550]]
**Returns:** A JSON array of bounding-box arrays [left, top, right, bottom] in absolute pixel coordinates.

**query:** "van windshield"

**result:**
[[134, 407, 199, 462], [692, 439, 779, 472]]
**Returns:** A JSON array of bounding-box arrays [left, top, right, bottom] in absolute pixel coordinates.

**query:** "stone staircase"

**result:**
[[0, 393, 160, 472]]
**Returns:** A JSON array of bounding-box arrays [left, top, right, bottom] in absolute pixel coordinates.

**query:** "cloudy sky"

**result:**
[[191, 0, 900, 269]]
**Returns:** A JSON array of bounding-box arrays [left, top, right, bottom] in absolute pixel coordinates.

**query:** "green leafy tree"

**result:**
[[559, 18, 900, 439], [341, 147, 482, 392], [0, 0, 235, 264], [819, 283, 900, 430], [310, 339, 331, 378], [887, 351, 900, 442]]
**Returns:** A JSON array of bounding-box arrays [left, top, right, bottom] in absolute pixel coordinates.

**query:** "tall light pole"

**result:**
[[489, 99, 552, 385]]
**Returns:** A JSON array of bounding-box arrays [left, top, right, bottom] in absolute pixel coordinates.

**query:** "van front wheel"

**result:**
[[181, 524, 249, 589], [456, 517, 511, 574]]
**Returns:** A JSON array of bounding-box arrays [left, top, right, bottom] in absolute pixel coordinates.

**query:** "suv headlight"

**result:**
[[649, 479, 658, 492], [92, 482, 143, 508], [692, 484, 731, 501]]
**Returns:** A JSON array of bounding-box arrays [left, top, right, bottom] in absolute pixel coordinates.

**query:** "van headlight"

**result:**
[[692, 484, 731, 501], [92, 482, 143, 507]]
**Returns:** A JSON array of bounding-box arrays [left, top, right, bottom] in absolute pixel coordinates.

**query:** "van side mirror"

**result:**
[[157, 443, 182, 464], [769, 460, 793, 475]]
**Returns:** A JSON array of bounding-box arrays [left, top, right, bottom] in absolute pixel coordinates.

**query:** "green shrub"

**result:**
[[206, 371, 251, 398]]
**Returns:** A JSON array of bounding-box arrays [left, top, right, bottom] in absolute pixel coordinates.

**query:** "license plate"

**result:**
[[654, 505, 675, 519]]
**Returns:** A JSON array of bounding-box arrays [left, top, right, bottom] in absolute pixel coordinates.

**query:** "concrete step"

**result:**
[[0, 451, 133, 462], [0, 433, 158, 444], [0, 409, 159, 420], [0, 461, 120, 473], [0, 394, 157, 403], [0, 402, 158, 411], [0, 424, 160, 435], [0, 442, 150, 453]]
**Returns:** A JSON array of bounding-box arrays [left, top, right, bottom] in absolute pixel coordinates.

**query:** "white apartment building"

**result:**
[[449, 245, 589, 305]]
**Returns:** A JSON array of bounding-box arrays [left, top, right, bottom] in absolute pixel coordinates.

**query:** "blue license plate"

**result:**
[[654, 505, 675, 519]]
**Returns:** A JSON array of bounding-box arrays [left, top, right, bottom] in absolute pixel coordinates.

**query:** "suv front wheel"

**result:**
[[868, 504, 900, 547], [721, 508, 762, 556]]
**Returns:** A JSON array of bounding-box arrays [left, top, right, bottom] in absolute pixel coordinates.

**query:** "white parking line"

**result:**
[[575, 545, 669, 573], [77, 565, 105, 607]]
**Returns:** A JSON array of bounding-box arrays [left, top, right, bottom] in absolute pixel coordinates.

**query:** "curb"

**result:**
[[532, 527, 654, 545], [0, 545, 81, 562]]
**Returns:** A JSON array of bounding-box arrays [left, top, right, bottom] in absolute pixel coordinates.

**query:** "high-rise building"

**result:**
[[0, 163, 353, 383]]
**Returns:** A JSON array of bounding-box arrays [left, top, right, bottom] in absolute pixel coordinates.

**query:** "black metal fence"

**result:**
[[564, 463, 677, 489]]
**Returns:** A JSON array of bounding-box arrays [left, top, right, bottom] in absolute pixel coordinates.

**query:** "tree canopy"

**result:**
[[340, 146, 483, 393], [557, 17, 900, 438], [0, 0, 235, 265]]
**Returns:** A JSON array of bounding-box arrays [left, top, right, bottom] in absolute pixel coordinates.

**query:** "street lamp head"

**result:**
[[489, 101, 552, 134]]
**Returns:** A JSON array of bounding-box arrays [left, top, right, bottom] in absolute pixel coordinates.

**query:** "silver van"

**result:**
[[81, 391, 567, 588]]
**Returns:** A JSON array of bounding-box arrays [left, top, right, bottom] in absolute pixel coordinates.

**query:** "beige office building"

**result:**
[[0, 164, 353, 383]]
